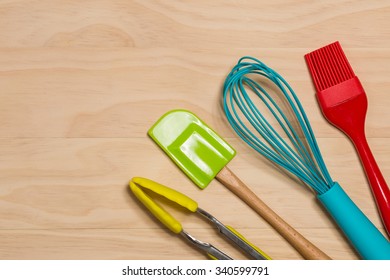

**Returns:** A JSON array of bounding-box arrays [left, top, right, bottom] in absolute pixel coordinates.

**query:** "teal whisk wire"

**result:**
[[222, 56, 333, 194], [223, 56, 390, 260]]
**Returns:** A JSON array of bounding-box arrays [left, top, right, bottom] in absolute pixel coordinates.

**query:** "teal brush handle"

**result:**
[[318, 183, 390, 259]]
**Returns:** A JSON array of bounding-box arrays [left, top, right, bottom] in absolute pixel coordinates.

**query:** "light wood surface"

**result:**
[[0, 0, 389, 260]]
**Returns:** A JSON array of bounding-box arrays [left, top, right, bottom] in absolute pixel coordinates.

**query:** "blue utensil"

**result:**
[[222, 56, 390, 260]]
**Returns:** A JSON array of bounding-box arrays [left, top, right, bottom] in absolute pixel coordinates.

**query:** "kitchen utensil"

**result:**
[[305, 41, 390, 236], [222, 56, 390, 259], [130, 177, 271, 260], [148, 109, 331, 259]]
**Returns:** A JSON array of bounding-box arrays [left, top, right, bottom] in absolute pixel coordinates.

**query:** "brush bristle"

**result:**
[[305, 41, 355, 92]]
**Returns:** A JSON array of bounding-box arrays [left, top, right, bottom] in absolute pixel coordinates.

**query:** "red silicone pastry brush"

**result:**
[[305, 41, 390, 237]]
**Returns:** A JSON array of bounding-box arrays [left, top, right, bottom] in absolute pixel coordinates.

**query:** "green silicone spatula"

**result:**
[[148, 109, 236, 189], [148, 109, 330, 260]]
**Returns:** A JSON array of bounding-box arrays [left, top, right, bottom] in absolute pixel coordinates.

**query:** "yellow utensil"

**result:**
[[148, 109, 331, 260], [130, 177, 271, 260]]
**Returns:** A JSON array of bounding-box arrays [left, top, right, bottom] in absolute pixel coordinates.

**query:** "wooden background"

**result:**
[[0, 0, 389, 260]]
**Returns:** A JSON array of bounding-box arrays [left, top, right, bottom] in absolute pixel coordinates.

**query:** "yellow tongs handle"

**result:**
[[130, 177, 198, 234]]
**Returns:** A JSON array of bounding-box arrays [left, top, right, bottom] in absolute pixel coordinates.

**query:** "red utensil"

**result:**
[[305, 41, 390, 237]]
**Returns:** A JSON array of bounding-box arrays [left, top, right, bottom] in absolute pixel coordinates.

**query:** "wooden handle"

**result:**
[[216, 166, 331, 260]]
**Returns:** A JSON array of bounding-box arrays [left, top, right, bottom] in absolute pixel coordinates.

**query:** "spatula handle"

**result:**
[[216, 166, 331, 260]]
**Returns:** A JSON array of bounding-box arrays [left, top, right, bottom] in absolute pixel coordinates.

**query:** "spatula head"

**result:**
[[148, 110, 236, 189]]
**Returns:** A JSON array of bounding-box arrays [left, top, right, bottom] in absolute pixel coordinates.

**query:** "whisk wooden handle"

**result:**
[[216, 166, 331, 260]]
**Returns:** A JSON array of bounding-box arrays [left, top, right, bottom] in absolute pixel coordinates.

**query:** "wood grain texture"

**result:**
[[0, 0, 389, 260]]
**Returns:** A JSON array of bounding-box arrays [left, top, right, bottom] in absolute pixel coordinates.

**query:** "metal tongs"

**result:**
[[130, 177, 271, 260]]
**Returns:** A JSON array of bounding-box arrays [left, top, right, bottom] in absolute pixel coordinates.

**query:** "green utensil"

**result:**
[[148, 109, 331, 260], [148, 109, 236, 189]]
